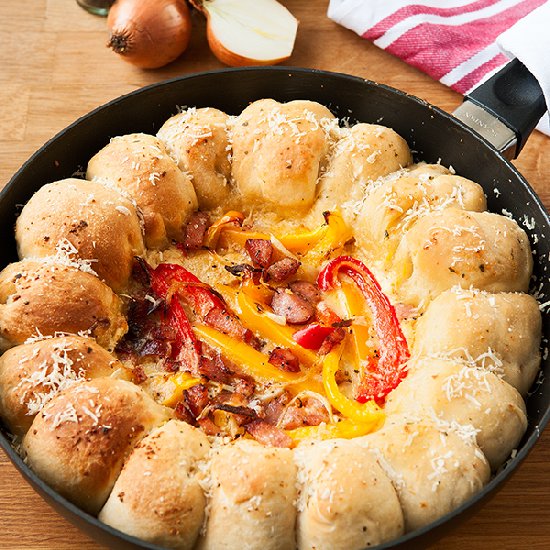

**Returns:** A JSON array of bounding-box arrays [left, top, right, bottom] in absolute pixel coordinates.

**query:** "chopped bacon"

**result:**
[[197, 346, 234, 384], [246, 419, 293, 448], [211, 403, 258, 426], [264, 257, 300, 283], [233, 377, 255, 398], [268, 347, 300, 373], [245, 238, 274, 268], [271, 288, 314, 325], [174, 401, 195, 424], [183, 384, 210, 419], [197, 416, 221, 436], [318, 327, 347, 355], [278, 395, 330, 430], [132, 366, 148, 384], [262, 392, 291, 425], [315, 301, 342, 326], [182, 212, 210, 251], [290, 281, 321, 305]]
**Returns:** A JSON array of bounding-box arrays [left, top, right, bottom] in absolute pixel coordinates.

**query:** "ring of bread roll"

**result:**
[[413, 289, 542, 396], [157, 108, 233, 210], [294, 439, 405, 549], [392, 208, 533, 308], [231, 99, 337, 212], [385, 358, 528, 469], [0, 98, 542, 549], [357, 416, 490, 531], [99, 420, 209, 550], [15, 178, 144, 292], [314, 122, 412, 217], [23, 378, 171, 514], [87, 133, 198, 249], [355, 165, 486, 260], [0, 260, 127, 352], [0, 336, 128, 436], [197, 439, 297, 550]]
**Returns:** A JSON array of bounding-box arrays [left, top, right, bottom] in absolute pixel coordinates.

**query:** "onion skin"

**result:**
[[107, 0, 192, 69]]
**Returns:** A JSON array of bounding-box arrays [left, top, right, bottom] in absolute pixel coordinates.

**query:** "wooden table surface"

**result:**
[[1, 1, 549, 548]]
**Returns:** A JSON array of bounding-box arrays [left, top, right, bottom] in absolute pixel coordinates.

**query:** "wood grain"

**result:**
[[1, 1, 549, 548]]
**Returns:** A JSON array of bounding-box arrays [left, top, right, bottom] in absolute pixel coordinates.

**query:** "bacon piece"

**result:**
[[212, 403, 258, 426], [233, 377, 255, 398], [174, 401, 195, 424], [264, 257, 300, 283], [315, 301, 342, 326], [132, 366, 148, 384], [246, 419, 293, 448], [197, 416, 221, 436], [271, 288, 314, 325], [182, 212, 210, 251], [262, 392, 291, 425], [184, 384, 210, 419], [268, 347, 300, 373], [278, 395, 330, 430], [290, 281, 321, 305], [197, 347, 234, 384], [318, 327, 347, 355], [245, 238, 274, 268]]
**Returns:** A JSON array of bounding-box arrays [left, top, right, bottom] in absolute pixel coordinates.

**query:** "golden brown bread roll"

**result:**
[[23, 378, 171, 514], [87, 133, 198, 248], [392, 208, 533, 309], [157, 108, 232, 210], [355, 166, 486, 260], [197, 439, 297, 550], [314, 123, 412, 217], [0, 259, 127, 352], [99, 420, 209, 549], [15, 178, 144, 292], [413, 289, 542, 396], [385, 357, 528, 469], [231, 99, 336, 213], [358, 416, 490, 531], [0, 336, 128, 436], [294, 439, 404, 549]]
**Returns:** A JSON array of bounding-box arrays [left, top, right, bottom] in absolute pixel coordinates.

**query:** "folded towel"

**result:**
[[328, 0, 550, 135]]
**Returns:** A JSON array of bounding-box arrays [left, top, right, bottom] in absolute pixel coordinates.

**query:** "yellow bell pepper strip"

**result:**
[[285, 416, 382, 443], [339, 283, 372, 365], [236, 288, 319, 367], [304, 211, 354, 261], [162, 372, 202, 407], [318, 256, 410, 403], [322, 347, 384, 425], [193, 324, 305, 385], [218, 228, 271, 249], [207, 210, 352, 258], [204, 211, 244, 249], [277, 221, 329, 252]]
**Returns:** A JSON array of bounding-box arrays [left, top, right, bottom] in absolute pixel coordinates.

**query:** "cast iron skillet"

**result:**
[[0, 66, 549, 549]]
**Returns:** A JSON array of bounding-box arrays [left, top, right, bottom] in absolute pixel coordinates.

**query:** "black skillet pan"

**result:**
[[0, 64, 549, 549]]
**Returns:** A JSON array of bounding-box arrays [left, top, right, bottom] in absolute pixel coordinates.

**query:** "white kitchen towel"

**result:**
[[328, 0, 550, 136]]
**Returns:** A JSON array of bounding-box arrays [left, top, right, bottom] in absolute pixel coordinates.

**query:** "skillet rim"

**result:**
[[0, 65, 549, 549]]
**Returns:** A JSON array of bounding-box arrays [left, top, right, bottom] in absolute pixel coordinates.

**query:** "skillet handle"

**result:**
[[453, 59, 547, 160]]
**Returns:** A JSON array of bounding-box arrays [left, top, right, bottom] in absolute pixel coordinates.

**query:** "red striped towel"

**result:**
[[328, 0, 550, 135]]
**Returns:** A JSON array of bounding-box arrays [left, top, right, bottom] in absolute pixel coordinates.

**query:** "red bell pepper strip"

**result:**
[[162, 297, 201, 371], [150, 263, 253, 345], [150, 263, 226, 319], [293, 323, 336, 350], [317, 256, 410, 403]]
